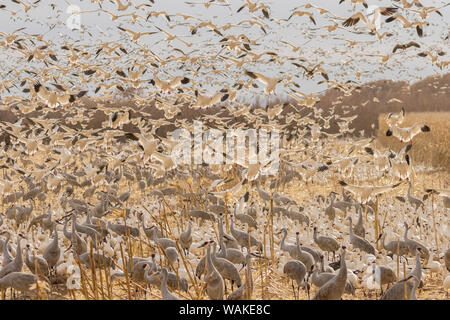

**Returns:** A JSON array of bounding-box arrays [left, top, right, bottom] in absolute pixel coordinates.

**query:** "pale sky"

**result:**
[[0, 0, 449, 99]]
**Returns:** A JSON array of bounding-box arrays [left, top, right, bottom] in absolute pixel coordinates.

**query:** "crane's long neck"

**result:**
[[63, 218, 70, 238], [160, 271, 170, 297], [382, 234, 388, 250], [295, 234, 302, 254], [218, 218, 224, 237], [52, 225, 59, 246], [407, 183, 412, 198], [280, 230, 287, 250], [206, 244, 216, 275], [218, 236, 226, 257], [313, 229, 318, 242], [336, 250, 347, 285], [413, 252, 422, 281], [15, 239, 22, 266], [186, 223, 191, 235], [25, 247, 31, 266], [403, 225, 409, 241], [348, 218, 354, 236], [358, 207, 363, 223]]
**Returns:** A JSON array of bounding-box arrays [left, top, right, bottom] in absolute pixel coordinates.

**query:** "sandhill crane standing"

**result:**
[[1, 231, 13, 267], [227, 253, 258, 300], [378, 233, 409, 258], [406, 248, 423, 286], [107, 221, 139, 237], [324, 192, 336, 221], [283, 260, 310, 299], [63, 216, 87, 255], [0, 272, 48, 297], [403, 223, 429, 263], [25, 245, 49, 277], [313, 246, 348, 300], [277, 228, 298, 257], [310, 264, 355, 296], [0, 235, 25, 278], [202, 241, 242, 292], [229, 216, 262, 252], [292, 232, 314, 271], [204, 241, 225, 300], [403, 181, 425, 212], [179, 221, 192, 255], [218, 215, 239, 250], [313, 227, 340, 261], [156, 267, 181, 300], [43, 225, 61, 276], [348, 216, 376, 256], [381, 275, 420, 300], [372, 261, 397, 295], [217, 235, 245, 267]]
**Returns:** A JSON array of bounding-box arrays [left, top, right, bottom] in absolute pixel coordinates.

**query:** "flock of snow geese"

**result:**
[[0, 0, 449, 300]]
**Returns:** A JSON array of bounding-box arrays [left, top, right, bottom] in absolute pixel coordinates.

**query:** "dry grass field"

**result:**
[[3, 139, 448, 301]]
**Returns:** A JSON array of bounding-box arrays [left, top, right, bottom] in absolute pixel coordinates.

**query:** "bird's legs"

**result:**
[[291, 281, 296, 299]]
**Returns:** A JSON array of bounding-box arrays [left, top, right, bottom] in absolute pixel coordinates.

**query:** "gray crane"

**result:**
[[204, 241, 224, 300], [403, 222, 429, 262], [227, 253, 256, 300], [277, 228, 298, 257], [27, 205, 54, 233], [218, 215, 239, 250], [313, 246, 348, 300], [25, 245, 49, 277], [229, 216, 262, 252], [353, 205, 365, 238], [378, 233, 409, 258], [163, 247, 179, 268], [155, 267, 181, 300], [79, 252, 115, 269], [313, 227, 340, 261], [310, 264, 355, 296], [396, 181, 424, 212], [107, 221, 139, 237], [283, 260, 310, 299], [0, 234, 25, 278], [372, 261, 397, 295], [179, 221, 192, 255], [217, 235, 245, 267], [406, 248, 423, 287], [292, 232, 314, 271], [144, 265, 189, 292], [0, 272, 46, 297], [43, 225, 61, 276], [324, 192, 336, 221], [348, 216, 376, 256], [151, 229, 176, 249], [63, 216, 87, 255], [189, 209, 216, 223], [1, 231, 13, 267], [200, 241, 241, 292], [319, 255, 334, 273], [381, 275, 420, 300]]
